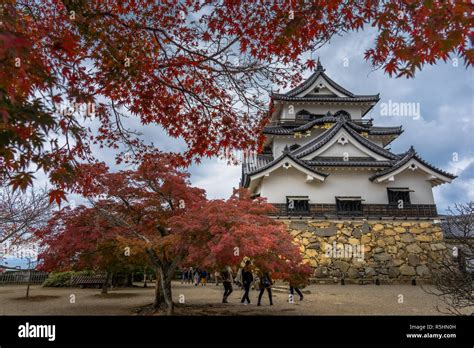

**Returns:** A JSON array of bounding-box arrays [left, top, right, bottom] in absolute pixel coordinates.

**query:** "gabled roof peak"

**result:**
[[271, 60, 379, 106], [316, 57, 325, 72]]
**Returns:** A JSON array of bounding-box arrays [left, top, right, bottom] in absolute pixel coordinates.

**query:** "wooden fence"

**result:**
[[0, 270, 49, 285]]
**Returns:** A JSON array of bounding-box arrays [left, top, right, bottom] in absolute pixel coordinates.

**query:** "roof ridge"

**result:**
[[242, 150, 329, 187], [369, 147, 457, 181]]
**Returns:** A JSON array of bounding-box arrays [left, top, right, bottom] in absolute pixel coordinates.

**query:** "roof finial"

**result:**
[[316, 57, 324, 71]]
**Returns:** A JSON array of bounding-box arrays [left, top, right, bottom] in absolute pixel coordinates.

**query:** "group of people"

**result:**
[[181, 261, 305, 306], [181, 267, 209, 286], [181, 260, 303, 306]]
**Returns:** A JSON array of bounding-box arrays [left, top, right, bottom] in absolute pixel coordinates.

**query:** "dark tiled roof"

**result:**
[[271, 60, 378, 100], [441, 215, 474, 240], [271, 60, 379, 104], [291, 118, 400, 160], [263, 116, 402, 136], [306, 157, 395, 167], [271, 96, 380, 102], [242, 154, 274, 173], [369, 126, 404, 136], [369, 147, 457, 181]]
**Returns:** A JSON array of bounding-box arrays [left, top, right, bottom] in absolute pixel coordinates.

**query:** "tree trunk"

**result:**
[[146, 248, 176, 315], [102, 271, 111, 294], [153, 268, 165, 309], [25, 270, 31, 299], [160, 266, 174, 315]]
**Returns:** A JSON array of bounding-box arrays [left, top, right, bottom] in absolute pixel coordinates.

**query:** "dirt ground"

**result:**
[[0, 281, 461, 315]]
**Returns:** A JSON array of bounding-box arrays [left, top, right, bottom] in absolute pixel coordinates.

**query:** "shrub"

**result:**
[[42, 271, 93, 287]]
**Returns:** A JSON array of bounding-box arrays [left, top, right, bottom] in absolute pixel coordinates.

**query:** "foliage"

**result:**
[[171, 188, 312, 281], [36, 154, 312, 313], [1, 1, 471, 201], [42, 270, 93, 287]]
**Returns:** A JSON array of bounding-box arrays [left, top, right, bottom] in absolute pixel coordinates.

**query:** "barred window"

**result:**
[[387, 188, 412, 205], [287, 196, 309, 213], [336, 197, 363, 213]]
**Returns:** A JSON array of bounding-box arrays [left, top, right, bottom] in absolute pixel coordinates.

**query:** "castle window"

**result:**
[[289, 144, 301, 151], [387, 188, 412, 206], [287, 196, 309, 213], [336, 197, 363, 213]]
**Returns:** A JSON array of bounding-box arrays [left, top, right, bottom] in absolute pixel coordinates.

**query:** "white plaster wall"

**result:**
[[272, 129, 325, 157], [316, 142, 370, 158], [259, 167, 435, 205]]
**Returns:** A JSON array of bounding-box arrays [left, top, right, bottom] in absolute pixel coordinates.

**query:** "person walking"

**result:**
[[240, 260, 253, 305], [234, 267, 243, 289], [200, 269, 207, 286], [257, 271, 273, 306], [193, 268, 200, 286], [221, 266, 233, 303], [214, 271, 221, 286], [187, 267, 194, 284], [181, 268, 188, 284], [289, 284, 304, 301]]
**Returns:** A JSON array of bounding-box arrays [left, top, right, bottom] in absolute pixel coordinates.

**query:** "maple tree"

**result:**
[[36, 205, 149, 293], [1, 1, 471, 203], [36, 154, 310, 313], [171, 188, 312, 281]]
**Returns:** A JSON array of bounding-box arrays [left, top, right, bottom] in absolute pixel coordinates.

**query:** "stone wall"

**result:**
[[285, 220, 447, 283]]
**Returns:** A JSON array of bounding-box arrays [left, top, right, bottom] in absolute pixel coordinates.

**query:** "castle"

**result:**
[[242, 60, 455, 219]]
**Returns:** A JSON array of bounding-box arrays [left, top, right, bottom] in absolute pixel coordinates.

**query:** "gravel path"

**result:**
[[0, 282, 458, 315]]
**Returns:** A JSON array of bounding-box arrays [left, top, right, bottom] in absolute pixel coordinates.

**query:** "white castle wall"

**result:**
[[259, 167, 435, 205]]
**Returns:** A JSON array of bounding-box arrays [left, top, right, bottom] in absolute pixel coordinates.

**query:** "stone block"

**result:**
[[364, 267, 376, 277], [384, 229, 396, 236], [352, 228, 362, 238], [314, 266, 328, 278], [431, 243, 446, 251], [307, 243, 320, 250], [372, 224, 384, 232], [415, 235, 433, 242], [348, 238, 360, 245], [361, 221, 370, 234], [416, 264, 430, 277], [387, 245, 397, 254], [388, 267, 401, 278], [400, 265, 416, 276], [406, 243, 423, 254], [408, 253, 420, 266], [333, 260, 350, 272], [374, 247, 385, 254], [400, 233, 415, 243], [347, 268, 360, 279], [314, 226, 338, 237], [374, 253, 391, 262]]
